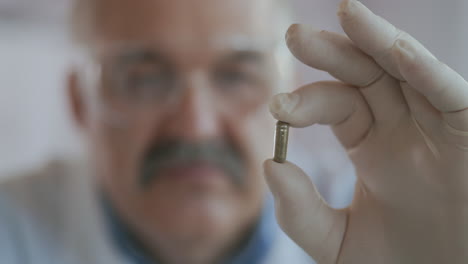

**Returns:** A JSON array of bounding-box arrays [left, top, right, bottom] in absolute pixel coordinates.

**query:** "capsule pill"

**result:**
[[273, 121, 289, 163]]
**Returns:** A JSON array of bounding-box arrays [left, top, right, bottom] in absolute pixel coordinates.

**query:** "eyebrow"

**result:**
[[113, 49, 168, 67], [111, 47, 268, 69], [220, 50, 268, 65]]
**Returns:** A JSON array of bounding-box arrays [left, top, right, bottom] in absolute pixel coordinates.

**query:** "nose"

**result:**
[[164, 72, 220, 141]]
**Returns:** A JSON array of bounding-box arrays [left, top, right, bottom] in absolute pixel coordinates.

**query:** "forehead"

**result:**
[[89, 0, 278, 56]]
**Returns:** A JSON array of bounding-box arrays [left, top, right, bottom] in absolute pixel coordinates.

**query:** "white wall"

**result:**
[[0, 20, 82, 175]]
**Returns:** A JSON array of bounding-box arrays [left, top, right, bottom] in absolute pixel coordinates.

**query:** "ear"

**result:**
[[67, 69, 88, 130]]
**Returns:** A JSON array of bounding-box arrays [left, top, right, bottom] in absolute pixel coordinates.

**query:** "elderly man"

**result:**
[[0, 0, 310, 263], [3, 0, 468, 263]]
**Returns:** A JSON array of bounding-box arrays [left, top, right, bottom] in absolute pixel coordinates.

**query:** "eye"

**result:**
[[212, 64, 270, 110], [119, 65, 175, 102], [214, 68, 258, 93], [216, 70, 252, 85]]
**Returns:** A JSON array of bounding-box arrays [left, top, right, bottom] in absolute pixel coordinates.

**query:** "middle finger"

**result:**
[[286, 24, 408, 125]]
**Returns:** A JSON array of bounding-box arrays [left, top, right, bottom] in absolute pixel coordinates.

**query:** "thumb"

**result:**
[[264, 159, 347, 264]]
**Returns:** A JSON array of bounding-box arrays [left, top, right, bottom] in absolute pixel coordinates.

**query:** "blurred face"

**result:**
[[73, 0, 280, 257]]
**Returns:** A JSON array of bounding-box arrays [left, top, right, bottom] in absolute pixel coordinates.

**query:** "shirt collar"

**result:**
[[101, 196, 276, 264]]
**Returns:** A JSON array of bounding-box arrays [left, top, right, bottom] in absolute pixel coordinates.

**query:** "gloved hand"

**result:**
[[264, 0, 468, 263]]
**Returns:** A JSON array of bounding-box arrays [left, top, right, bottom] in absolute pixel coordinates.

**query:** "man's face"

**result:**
[[76, 0, 280, 247]]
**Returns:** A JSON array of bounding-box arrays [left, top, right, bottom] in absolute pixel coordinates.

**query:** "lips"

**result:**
[[155, 160, 228, 185]]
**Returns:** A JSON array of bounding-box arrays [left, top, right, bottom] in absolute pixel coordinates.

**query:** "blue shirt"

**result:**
[[102, 197, 276, 264]]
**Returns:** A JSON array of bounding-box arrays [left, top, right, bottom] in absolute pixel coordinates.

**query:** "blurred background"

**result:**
[[1, 0, 468, 208]]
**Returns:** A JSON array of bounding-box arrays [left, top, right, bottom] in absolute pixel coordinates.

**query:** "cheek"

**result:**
[[227, 84, 275, 162], [244, 106, 276, 162], [228, 103, 275, 193], [89, 114, 160, 189]]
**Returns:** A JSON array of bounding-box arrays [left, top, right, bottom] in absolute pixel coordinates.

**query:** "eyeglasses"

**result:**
[[96, 49, 276, 121]]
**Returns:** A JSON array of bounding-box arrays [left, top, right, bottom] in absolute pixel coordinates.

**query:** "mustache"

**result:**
[[139, 140, 245, 189]]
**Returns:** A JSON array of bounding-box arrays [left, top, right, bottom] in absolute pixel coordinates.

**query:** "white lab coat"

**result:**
[[0, 159, 314, 264]]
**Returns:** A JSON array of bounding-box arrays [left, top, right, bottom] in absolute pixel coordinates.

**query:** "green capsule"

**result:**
[[273, 121, 289, 163]]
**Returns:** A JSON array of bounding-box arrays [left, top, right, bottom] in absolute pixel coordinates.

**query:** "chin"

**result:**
[[156, 195, 239, 242], [138, 172, 246, 243]]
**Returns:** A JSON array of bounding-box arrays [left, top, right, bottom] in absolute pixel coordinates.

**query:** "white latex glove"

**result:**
[[264, 0, 468, 263]]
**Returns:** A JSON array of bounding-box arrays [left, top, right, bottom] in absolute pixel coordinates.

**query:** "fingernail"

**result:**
[[269, 93, 300, 116], [338, 0, 359, 17], [285, 24, 300, 47], [395, 39, 416, 61]]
